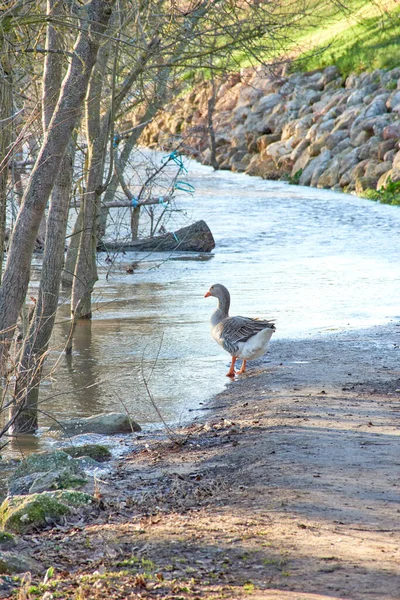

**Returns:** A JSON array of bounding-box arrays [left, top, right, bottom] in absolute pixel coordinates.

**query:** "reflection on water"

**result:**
[[6, 152, 400, 455]]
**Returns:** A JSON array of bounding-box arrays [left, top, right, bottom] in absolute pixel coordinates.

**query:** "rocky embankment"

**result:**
[[140, 65, 400, 193]]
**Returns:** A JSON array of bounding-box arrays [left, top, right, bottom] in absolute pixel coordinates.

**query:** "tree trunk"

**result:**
[[62, 207, 83, 288], [10, 0, 65, 433], [0, 50, 12, 284], [10, 140, 76, 433], [0, 0, 113, 366], [131, 206, 140, 240], [70, 45, 110, 319], [98, 220, 215, 253], [207, 74, 220, 171], [10, 0, 86, 434]]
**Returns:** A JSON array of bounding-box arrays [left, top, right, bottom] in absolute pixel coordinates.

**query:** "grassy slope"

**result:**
[[291, 0, 400, 75], [235, 0, 400, 77]]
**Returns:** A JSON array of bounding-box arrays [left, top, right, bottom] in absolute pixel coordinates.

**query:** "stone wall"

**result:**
[[140, 65, 400, 193]]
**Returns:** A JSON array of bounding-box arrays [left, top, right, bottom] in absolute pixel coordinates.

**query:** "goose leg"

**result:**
[[226, 356, 237, 377], [237, 359, 247, 375]]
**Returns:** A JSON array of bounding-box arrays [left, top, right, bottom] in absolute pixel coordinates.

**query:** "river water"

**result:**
[[12, 151, 400, 454]]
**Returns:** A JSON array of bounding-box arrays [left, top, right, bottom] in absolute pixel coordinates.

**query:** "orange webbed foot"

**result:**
[[237, 359, 247, 375], [226, 356, 237, 378]]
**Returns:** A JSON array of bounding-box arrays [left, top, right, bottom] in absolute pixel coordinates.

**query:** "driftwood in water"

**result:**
[[98, 220, 215, 253]]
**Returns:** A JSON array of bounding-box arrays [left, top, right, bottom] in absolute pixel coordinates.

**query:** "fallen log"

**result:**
[[97, 220, 215, 253]]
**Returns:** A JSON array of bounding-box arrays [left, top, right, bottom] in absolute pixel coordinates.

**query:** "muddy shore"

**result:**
[[9, 321, 400, 599]]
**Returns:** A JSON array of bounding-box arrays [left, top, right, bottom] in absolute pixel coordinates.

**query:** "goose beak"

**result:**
[[204, 290, 211, 298]]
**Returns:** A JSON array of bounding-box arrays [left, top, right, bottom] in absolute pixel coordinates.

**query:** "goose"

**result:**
[[204, 283, 275, 377]]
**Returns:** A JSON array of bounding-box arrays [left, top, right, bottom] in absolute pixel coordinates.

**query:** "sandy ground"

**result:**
[[11, 322, 400, 599]]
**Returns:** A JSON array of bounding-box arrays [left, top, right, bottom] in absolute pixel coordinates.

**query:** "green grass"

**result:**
[[232, 0, 400, 77], [295, 4, 400, 76], [362, 177, 400, 206], [181, 1, 400, 89]]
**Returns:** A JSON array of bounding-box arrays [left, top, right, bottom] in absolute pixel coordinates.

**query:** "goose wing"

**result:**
[[220, 316, 275, 355]]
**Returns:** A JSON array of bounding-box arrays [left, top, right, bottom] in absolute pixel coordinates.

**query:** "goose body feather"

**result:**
[[212, 316, 275, 359]]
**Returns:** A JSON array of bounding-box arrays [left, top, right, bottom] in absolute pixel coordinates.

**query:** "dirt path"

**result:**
[[14, 323, 400, 599]]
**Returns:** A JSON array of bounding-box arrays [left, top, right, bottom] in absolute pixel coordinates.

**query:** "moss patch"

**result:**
[[0, 491, 93, 533], [52, 490, 93, 508], [62, 444, 112, 462], [29, 469, 87, 493], [13, 450, 77, 479]]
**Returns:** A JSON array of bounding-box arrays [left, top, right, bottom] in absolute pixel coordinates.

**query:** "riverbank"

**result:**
[[139, 65, 400, 200], [7, 321, 400, 599]]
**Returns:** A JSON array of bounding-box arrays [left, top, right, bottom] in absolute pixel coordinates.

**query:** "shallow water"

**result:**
[[8, 152, 400, 455]]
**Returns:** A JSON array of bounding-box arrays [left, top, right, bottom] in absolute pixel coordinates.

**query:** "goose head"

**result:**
[[204, 283, 230, 301], [204, 283, 231, 316]]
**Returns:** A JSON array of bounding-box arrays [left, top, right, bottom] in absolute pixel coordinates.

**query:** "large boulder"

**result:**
[[299, 150, 332, 187], [236, 83, 262, 107], [256, 109, 289, 136], [340, 158, 369, 188], [316, 148, 359, 188], [291, 148, 312, 176], [383, 148, 397, 163], [386, 90, 400, 113], [28, 469, 87, 495], [357, 137, 380, 161], [50, 412, 141, 435], [0, 532, 15, 551], [367, 160, 392, 179], [254, 92, 283, 112], [312, 89, 346, 118], [377, 167, 400, 188], [331, 105, 362, 133], [393, 150, 400, 169], [364, 93, 390, 118], [0, 551, 41, 574], [8, 450, 87, 496], [290, 138, 310, 162], [350, 114, 391, 142], [347, 89, 365, 106], [325, 130, 350, 151], [0, 491, 93, 533], [12, 450, 78, 479], [313, 118, 336, 136], [256, 133, 281, 153], [377, 139, 396, 159], [321, 65, 341, 85], [229, 150, 251, 172], [245, 155, 283, 179], [265, 138, 295, 162], [214, 93, 238, 112], [382, 121, 400, 140], [351, 130, 372, 147], [282, 114, 314, 141], [355, 176, 380, 193], [330, 138, 352, 156]]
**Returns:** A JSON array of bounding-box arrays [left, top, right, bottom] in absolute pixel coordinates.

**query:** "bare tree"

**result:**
[[0, 0, 114, 432], [10, 0, 78, 433]]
